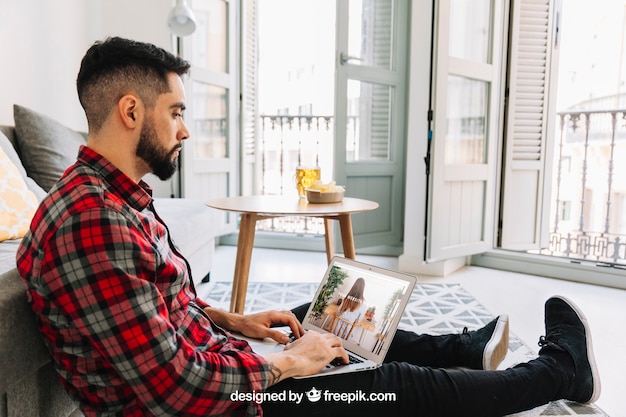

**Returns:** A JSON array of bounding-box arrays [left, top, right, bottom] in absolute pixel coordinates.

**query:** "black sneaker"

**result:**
[[460, 314, 509, 370], [539, 296, 601, 404]]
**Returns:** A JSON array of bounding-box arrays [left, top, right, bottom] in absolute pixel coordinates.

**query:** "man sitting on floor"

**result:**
[[17, 36, 600, 417]]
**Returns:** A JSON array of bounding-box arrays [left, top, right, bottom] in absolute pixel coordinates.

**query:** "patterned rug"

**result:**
[[199, 281, 608, 416]]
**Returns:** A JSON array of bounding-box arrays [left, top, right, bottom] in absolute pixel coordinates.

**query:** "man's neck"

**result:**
[[86, 134, 147, 183]]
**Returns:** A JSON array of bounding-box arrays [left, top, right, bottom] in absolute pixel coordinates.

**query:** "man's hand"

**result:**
[[203, 307, 304, 344], [239, 310, 305, 344], [202, 307, 348, 386], [263, 331, 349, 385]]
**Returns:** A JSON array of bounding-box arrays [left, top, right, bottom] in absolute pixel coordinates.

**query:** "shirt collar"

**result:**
[[77, 145, 154, 211]]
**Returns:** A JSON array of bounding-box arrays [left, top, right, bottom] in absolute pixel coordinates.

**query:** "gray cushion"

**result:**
[[13, 105, 86, 191], [0, 128, 47, 201], [0, 239, 21, 275], [0, 269, 51, 395]]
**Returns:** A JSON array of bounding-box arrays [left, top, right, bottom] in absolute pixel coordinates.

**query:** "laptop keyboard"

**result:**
[[329, 353, 364, 368]]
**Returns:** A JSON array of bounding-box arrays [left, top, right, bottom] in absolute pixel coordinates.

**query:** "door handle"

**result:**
[[340, 52, 363, 65]]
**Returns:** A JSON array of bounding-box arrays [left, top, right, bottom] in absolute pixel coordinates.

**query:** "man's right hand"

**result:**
[[261, 331, 349, 386]]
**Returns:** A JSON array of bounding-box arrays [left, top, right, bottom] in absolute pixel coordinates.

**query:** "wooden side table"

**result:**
[[206, 196, 379, 313]]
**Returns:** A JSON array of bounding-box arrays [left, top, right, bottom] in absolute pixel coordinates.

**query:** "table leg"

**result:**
[[323, 218, 335, 264], [231, 212, 257, 314], [338, 213, 356, 259]]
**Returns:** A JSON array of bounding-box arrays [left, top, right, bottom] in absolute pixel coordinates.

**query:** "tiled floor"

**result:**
[[199, 245, 626, 417]]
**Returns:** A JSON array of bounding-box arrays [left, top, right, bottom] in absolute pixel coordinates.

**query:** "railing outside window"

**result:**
[[540, 109, 626, 265], [255, 115, 336, 235]]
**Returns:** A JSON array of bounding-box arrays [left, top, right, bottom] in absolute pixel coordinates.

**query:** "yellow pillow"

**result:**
[[0, 146, 39, 241]]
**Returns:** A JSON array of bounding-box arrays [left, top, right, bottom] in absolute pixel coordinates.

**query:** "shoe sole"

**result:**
[[552, 295, 601, 403], [483, 314, 509, 371]]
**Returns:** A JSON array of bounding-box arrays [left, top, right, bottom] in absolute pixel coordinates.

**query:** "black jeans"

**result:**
[[261, 303, 570, 417]]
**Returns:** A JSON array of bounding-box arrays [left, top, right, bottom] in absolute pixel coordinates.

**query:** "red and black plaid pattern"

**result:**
[[17, 146, 268, 417]]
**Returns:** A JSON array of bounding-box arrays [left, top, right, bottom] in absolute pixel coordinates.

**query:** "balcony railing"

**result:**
[[259, 115, 333, 196], [256, 115, 336, 235], [539, 109, 626, 265]]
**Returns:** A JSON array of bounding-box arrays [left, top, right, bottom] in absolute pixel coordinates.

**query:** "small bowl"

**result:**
[[306, 188, 345, 203]]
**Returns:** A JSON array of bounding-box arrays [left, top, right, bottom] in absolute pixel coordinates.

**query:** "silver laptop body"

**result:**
[[242, 256, 417, 378]]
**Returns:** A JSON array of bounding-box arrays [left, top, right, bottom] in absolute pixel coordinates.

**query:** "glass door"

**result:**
[[334, 0, 409, 253], [182, 0, 238, 235], [426, 0, 506, 261]]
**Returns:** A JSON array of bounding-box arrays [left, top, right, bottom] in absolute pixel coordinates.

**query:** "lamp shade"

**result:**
[[167, 0, 197, 36]]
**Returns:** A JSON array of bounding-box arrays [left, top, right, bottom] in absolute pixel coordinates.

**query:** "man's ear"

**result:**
[[118, 94, 141, 129]]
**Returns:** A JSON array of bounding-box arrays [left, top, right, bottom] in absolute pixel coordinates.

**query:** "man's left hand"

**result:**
[[238, 310, 305, 344], [203, 307, 304, 344]]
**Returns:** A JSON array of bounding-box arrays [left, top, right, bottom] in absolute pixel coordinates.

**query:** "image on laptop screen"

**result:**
[[305, 258, 414, 357]]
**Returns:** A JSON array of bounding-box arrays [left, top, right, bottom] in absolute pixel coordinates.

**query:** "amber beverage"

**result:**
[[295, 166, 321, 198]]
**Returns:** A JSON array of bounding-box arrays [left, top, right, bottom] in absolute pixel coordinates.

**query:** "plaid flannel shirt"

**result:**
[[17, 146, 269, 416]]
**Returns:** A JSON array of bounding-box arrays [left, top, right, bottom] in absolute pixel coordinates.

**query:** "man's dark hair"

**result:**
[[77, 37, 191, 132]]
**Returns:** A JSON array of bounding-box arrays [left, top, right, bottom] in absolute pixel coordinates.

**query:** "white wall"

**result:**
[[0, 0, 174, 129], [0, 0, 90, 128], [0, 0, 177, 195]]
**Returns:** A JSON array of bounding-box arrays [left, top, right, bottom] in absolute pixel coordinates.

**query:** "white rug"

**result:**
[[199, 281, 608, 416]]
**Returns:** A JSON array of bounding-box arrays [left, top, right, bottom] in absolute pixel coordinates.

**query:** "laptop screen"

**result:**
[[302, 257, 417, 363]]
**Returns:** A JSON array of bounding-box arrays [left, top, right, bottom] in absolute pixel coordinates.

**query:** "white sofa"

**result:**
[[0, 105, 215, 417]]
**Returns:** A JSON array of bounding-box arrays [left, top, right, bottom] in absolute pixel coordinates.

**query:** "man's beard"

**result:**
[[136, 117, 181, 181]]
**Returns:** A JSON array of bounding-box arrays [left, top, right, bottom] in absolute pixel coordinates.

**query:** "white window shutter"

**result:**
[[500, 0, 560, 250], [241, 0, 259, 196]]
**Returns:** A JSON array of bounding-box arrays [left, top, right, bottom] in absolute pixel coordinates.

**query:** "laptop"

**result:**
[[241, 256, 417, 378]]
